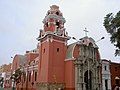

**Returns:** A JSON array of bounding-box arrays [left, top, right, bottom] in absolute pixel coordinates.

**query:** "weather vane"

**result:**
[[83, 28, 89, 37]]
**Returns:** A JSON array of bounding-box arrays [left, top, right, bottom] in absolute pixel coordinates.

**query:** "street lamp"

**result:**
[[72, 37, 81, 43], [72, 37, 77, 40], [72, 37, 81, 41], [72, 36, 105, 42], [95, 37, 105, 43]]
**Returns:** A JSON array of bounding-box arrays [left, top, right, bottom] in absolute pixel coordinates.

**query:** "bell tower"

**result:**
[[37, 5, 70, 90]]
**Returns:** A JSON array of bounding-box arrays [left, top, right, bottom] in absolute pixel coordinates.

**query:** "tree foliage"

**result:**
[[103, 11, 120, 56], [11, 68, 26, 90], [0, 77, 4, 87], [11, 68, 23, 85]]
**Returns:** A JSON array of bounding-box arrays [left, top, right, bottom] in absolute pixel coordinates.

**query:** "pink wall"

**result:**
[[65, 60, 75, 89]]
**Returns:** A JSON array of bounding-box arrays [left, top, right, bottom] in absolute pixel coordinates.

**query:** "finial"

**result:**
[[50, 5, 59, 10]]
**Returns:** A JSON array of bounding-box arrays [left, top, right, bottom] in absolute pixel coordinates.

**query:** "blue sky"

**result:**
[[0, 0, 120, 65]]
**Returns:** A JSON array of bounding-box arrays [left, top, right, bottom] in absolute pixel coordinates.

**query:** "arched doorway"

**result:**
[[84, 70, 92, 90]]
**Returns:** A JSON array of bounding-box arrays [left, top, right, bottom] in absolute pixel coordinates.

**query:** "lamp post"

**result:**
[[72, 36, 105, 43], [95, 37, 105, 43], [72, 37, 79, 42]]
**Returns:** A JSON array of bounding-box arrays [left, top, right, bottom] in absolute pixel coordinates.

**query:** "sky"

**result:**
[[0, 0, 120, 65]]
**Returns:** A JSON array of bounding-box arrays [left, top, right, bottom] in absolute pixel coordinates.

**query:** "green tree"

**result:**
[[0, 77, 4, 88], [103, 11, 120, 56], [11, 68, 23, 90]]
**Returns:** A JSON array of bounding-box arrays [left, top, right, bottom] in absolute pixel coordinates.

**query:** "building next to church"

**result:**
[[101, 59, 111, 90], [2, 5, 120, 90], [10, 49, 39, 90], [110, 61, 120, 90], [101, 59, 120, 90], [0, 63, 12, 88]]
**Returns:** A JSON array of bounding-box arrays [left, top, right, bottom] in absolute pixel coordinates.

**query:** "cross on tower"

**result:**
[[83, 28, 89, 37]]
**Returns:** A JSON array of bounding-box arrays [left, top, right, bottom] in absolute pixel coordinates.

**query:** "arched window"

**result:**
[[57, 48, 59, 52], [35, 72, 37, 81], [29, 72, 31, 82], [43, 49, 45, 53], [104, 65, 107, 70]]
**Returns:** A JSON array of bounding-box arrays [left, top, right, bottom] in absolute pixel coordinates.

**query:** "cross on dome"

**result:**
[[83, 28, 89, 37]]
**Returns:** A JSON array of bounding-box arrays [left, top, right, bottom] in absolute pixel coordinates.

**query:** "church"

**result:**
[[36, 5, 102, 90], [1, 4, 120, 90], [5, 5, 104, 90]]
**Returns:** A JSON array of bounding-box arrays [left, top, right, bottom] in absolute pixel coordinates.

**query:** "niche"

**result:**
[[56, 22, 60, 29]]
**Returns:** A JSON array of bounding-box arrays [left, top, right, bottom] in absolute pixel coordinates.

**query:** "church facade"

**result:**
[[36, 5, 102, 90]]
